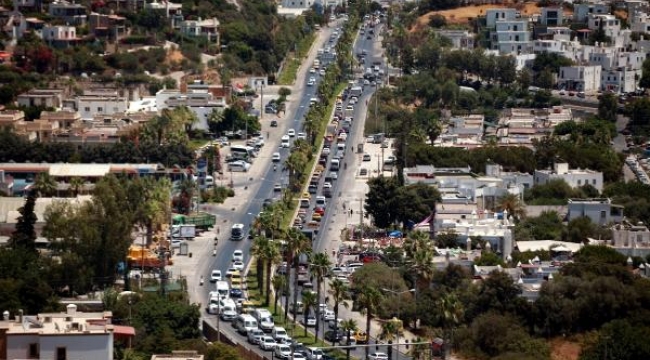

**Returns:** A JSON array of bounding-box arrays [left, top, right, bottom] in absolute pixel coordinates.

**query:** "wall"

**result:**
[[39, 333, 113, 360], [6, 333, 39, 359]]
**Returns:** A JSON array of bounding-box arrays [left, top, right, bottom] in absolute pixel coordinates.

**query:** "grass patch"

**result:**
[[277, 33, 317, 85], [189, 139, 209, 150]]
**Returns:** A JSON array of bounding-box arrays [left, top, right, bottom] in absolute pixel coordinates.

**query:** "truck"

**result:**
[[127, 245, 173, 269], [349, 86, 363, 97], [172, 212, 216, 230], [170, 224, 196, 239]]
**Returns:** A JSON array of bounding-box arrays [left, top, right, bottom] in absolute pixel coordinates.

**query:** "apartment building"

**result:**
[[558, 65, 602, 93], [48, 0, 87, 25], [491, 19, 531, 54], [156, 88, 226, 131], [534, 162, 604, 192], [539, 7, 564, 26], [436, 30, 475, 50], [567, 198, 624, 225], [573, 3, 611, 23], [179, 17, 219, 44], [41, 25, 79, 47], [17, 89, 64, 109]]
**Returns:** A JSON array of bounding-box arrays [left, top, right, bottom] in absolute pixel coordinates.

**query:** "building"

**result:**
[[17, 89, 64, 109], [573, 3, 611, 23], [567, 198, 624, 225], [144, 0, 182, 17], [48, 0, 87, 25], [534, 162, 604, 192], [587, 14, 621, 38], [156, 85, 227, 131], [179, 17, 219, 44], [75, 91, 129, 120], [0, 304, 134, 360], [611, 222, 650, 248], [437, 115, 484, 146], [0, 110, 25, 129], [558, 65, 602, 92], [89, 12, 127, 40], [485, 8, 519, 27], [39, 109, 82, 130], [539, 7, 564, 26], [41, 25, 79, 47], [491, 19, 531, 55], [589, 49, 645, 93], [280, 0, 315, 9], [436, 30, 475, 50]]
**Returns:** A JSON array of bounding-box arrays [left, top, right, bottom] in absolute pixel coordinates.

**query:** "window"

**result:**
[[56, 347, 66, 360], [592, 179, 596, 185], [577, 179, 582, 185], [600, 210, 606, 219], [84, 107, 90, 112], [97, 107, 103, 112], [29, 343, 38, 358], [113, 107, 119, 112]]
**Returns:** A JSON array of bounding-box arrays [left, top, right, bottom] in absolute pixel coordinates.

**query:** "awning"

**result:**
[[113, 325, 136, 337]]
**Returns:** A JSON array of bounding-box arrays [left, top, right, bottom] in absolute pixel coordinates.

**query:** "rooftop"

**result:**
[[1, 305, 115, 336]]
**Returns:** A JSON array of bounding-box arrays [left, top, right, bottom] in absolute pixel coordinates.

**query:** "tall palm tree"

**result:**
[[251, 236, 271, 296], [272, 275, 287, 315], [68, 176, 84, 197], [379, 320, 401, 360], [329, 278, 349, 344], [497, 193, 526, 222], [262, 240, 281, 306], [437, 292, 464, 359], [356, 286, 382, 360], [283, 228, 310, 322], [33, 172, 57, 197], [311, 252, 331, 340], [340, 319, 358, 360], [301, 290, 318, 337]]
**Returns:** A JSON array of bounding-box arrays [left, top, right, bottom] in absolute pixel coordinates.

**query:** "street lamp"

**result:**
[[381, 288, 415, 360]]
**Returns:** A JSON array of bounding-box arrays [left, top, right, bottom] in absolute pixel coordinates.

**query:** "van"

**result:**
[[234, 314, 258, 335], [216, 281, 230, 299], [306, 347, 324, 360], [259, 316, 275, 332], [281, 136, 290, 148], [315, 196, 326, 208], [228, 161, 250, 172], [330, 159, 340, 171], [300, 198, 311, 209], [231, 223, 245, 241], [220, 299, 237, 321], [272, 326, 291, 342]]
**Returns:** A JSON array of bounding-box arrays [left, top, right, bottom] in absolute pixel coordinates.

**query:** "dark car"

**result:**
[[230, 288, 244, 298], [324, 330, 344, 343], [271, 120, 278, 127]]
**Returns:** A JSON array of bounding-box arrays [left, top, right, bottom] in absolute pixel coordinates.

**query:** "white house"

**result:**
[[76, 93, 128, 121], [588, 14, 621, 38], [491, 19, 531, 55], [558, 65, 602, 92], [280, 0, 315, 9], [155, 88, 226, 131], [567, 198, 624, 225], [180, 17, 219, 43], [573, 3, 611, 23], [534, 162, 604, 192], [485, 8, 519, 27], [1, 304, 134, 360]]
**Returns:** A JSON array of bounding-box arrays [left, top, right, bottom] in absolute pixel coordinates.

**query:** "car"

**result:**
[[308, 184, 318, 194], [230, 288, 244, 298], [327, 172, 338, 181], [360, 168, 368, 176], [322, 309, 335, 321], [577, 91, 586, 98], [232, 250, 244, 262], [307, 80, 315, 86], [288, 129, 296, 137], [263, 198, 275, 208], [226, 267, 238, 277], [272, 327, 291, 342], [353, 330, 369, 344], [210, 269, 222, 283], [559, 89, 566, 95], [275, 344, 292, 359], [323, 182, 332, 189], [368, 352, 388, 360], [319, 69, 326, 76], [314, 206, 325, 216], [265, 105, 277, 114], [309, 77, 316, 83], [324, 330, 344, 342], [248, 329, 265, 344], [312, 213, 322, 222], [381, 140, 389, 148], [322, 147, 331, 156], [281, 135, 290, 148], [272, 152, 281, 162], [271, 120, 278, 127], [232, 261, 245, 271], [260, 336, 277, 350], [297, 132, 307, 140], [293, 353, 307, 360], [363, 153, 371, 161], [302, 315, 317, 327], [346, 105, 354, 111], [274, 183, 282, 192], [310, 68, 316, 74]]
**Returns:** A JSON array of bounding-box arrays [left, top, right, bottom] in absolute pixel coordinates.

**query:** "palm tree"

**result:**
[[176, 179, 195, 214], [436, 292, 464, 359], [251, 236, 271, 295], [497, 193, 526, 221], [329, 278, 349, 344], [33, 172, 57, 197], [379, 320, 401, 360], [301, 290, 318, 337], [356, 286, 382, 360], [68, 176, 84, 197], [311, 252, 331, 340], [272, 275, 287, 315], [340, 319, 358, 360], [283, 228, 310, 322]]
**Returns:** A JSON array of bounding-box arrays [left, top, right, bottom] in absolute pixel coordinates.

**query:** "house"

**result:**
[[48, 0, 87, 25], [558, 65, 602, 92], [156, 85, 227, 131], [89, 12, 126, 40], [41, 24, 79, 48], [75, 90, 129, 120], [611, 222, 650, 249], [437, 210, 515, 258], [534, 162, 603, 192], [485, 9, 519, 27], [39, 109, 82, 130], [280, 0, 315, 10], [437, 115, 484, 146], [436, 30, 475, 50], [567, 198, 624, 225], [180, 17, 219, 44], [0, 304, 134, 360], [588, 14, 621, 38], [491, 19, 531, 55], [0, 109, 25, 129], [589, 49, 645, 93], [17, 89, 64, 109], [539, 7, 564, 26], [151, 351, 204, 360], [144, 0, 182, 17], [573, 3, 611, 23]]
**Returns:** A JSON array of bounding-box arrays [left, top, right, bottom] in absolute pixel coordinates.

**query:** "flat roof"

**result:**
[[49, 164, 111, 177]]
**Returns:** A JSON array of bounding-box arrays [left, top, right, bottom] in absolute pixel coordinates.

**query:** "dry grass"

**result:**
[[550, 338, 582, 360]]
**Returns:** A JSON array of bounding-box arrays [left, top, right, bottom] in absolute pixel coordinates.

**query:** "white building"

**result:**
[[589, 49, 645, 93], [573, 3, 611, 23], [491, 19, 531, 55], [558, 65, 602, 92], [180, 17, 219, 43], [280, 0, 315, 9], [534, 162, 604, 192], [76, 92, 128, 121], [41, 24, 76, 42], [610, 222, 650, 248], [539, 7, 564, 26], [567, 198, 624, 225], [588, 14, 621, 38], [1, 304, 134, 360], [155, 88, 226, 131], [485, 8, 519, 27]]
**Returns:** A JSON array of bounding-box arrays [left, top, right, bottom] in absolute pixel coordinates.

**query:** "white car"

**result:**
[[319, 69, 326, 76], [248, 329, 264, 344], [232, 261, 245, 271], [232, 250, 244, 262], [275, 344, 292, 359], [272, 152, 281, 162], [260, 336, 277, 350], [302, 315, 317, 327], [309, 77, 316, 83], [297, 132, 307, 140], [322, 309, 335, 321], [323, 182, 332, 189], [226, 267, 238, 277], [307, 80, 315, 86], [210, 269, 222, 283], [346, 105, 354, 112], [293, 353, 306, 360], [310, 68, 316, 74], [368, 352, 388, 360], [287, 129, 296, 137], [281, 135, 290, 148]]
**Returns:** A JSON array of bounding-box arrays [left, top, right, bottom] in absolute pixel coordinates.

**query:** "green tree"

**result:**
[[9, 192, 38, 254], [579, 320, 650, 360], [356, 286, 382, 360], [284, 228, 310, 322], [598, 92, 618, 122], [301, 290, 318, 337], [311, 252, 331, 340], [379, 319, 401, 360], [329, 278, 349, 342], [68, 176, 85, 197], [365, 176, 400, 228], [33, 173, 57, 197], [341, 319, 358, 360], [272, 275, 286, 314]]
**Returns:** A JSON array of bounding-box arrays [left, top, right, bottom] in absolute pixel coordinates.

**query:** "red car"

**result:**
[[314, 206, 325, 216]]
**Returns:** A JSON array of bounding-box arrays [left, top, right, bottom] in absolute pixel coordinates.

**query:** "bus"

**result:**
[[231, 223, 246, 241], [230, 146, 256, 162]]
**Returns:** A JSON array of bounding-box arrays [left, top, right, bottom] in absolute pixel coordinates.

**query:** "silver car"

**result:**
[[248, 329, 264, 345]]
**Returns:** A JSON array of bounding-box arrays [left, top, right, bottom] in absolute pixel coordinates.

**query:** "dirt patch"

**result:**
[[550, 338, 581, 360], [414, 2, 572, 30], [167, 49, 185, 64]]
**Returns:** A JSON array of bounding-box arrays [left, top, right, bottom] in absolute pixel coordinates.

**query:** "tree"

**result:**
[[379, 319, 401, 360], [579, 320, 650, 360], [340, 319, 358, 360], [496, 193, 526, 221], [311, 252, 331, 340], [365, 176, 400, 228], [536, 68, 555, 90], [428, 14, 446, 28], [598, 92, 618, 122], [68, 177, 85, 197], [329, 278, 349, 343], [301, 290, 318, 337], [356, 286, 382, 360], [284, 228, 310, 322], [437, 292, 464, 358], [436, 230, 459, 248], [33, 173, 57, 197], [517, 68, 532, 92], [639, 57, 650, 90], [9, 192, 38, 254], [251, 236, 281, 305]]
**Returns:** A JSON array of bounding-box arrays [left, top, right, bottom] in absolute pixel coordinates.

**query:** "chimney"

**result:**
[[66, 304, 77, 315]]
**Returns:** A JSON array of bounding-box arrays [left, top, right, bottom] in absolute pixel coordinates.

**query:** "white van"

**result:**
[[228, 160, 250, 172], [330, 159, 340, 171], [216, 280, 230, 299], [220, 299, 237, 321], [281, 135, 290, 148], [234, 314, 258, 335], [231, 223, 246, 241], [272, 326, 290, 342], [253, 309, 275, 332], [315, 196, 326, 208]]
